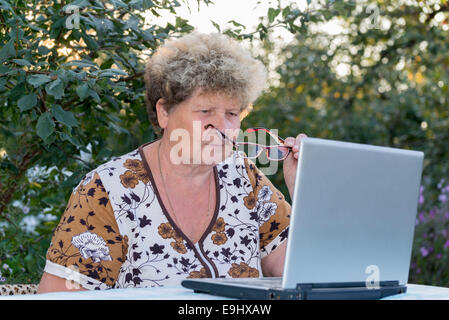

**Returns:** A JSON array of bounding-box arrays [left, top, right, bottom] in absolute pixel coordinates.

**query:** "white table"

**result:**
[[2, 283, 449, 300]]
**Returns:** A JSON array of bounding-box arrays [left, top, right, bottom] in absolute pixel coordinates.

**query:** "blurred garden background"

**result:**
[[0, 0, 448, 287]]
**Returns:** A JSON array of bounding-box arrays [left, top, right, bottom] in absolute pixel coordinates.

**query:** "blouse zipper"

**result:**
[[194, 243, 216, 278]]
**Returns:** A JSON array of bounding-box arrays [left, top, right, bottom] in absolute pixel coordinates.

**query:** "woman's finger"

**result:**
[[296, 133, 308, 145], [292, 134, 307, 159], [284, 137, 296, 147]]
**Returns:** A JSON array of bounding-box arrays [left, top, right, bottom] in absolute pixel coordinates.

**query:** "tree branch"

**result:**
[[117, 71, 144, 82]]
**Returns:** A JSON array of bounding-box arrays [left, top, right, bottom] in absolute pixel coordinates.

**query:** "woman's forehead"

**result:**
[[188, 89, 242, 108]]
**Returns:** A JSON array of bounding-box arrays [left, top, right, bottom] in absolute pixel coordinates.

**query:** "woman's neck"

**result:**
[[156, 138, 213, 183]]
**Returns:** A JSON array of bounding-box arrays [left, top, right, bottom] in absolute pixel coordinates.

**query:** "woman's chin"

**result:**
[[201, 147, 234, 164]]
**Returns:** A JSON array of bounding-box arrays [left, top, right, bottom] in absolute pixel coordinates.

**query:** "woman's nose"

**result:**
[[210, 112, 227, 131]]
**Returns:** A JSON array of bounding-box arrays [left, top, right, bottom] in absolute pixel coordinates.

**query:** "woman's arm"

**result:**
[[40, 171, 126, 292], [260, 134, 306, 277], [260, 241, 287, 277], [37, 272, 87, 294]]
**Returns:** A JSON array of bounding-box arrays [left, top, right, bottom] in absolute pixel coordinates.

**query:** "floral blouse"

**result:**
[[44, 140, 291, 290]]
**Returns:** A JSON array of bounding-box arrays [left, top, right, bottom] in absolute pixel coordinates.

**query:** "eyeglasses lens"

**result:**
[[267, 145, 290, 160], [236, 143, 262, 159]]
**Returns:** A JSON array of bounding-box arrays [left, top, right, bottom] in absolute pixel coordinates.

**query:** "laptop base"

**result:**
[[181, 279, 407, 300]]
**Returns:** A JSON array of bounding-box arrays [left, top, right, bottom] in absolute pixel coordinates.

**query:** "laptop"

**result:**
[[182, 137, 424, 300]]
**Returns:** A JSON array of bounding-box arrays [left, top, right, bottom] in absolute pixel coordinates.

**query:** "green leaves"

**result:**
[[268, 8, 281, 23], [63, 60, 98, 69], [51, 105, 79, 130], [36, 112, 55, 142], [0, 0, 12, 10], [35, 105, 78, 143], [210, 20, 221, 32], [17, 93, 37, 112], [45, 78, 65, 99], [76, 83, 90, 100], [81, 33, 100, 51], [0, 39, 16, 60], [27, 74, 53, 87], [12, 59, 31, 67], [96, 68, 128, 78]]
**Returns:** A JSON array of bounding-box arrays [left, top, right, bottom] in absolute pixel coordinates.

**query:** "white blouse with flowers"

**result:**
[[44, 140, 291, 290]]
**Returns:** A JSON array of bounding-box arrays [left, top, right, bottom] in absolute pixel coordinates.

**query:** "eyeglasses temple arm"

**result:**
[[246, 127, 289, 146], [204, 124, 237, 147]]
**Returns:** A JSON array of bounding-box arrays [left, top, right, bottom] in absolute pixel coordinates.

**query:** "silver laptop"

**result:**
[[182, 137, 424, 300]]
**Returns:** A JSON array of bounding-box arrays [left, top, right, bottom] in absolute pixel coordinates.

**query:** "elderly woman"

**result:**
[[37, 32, 306, 293]]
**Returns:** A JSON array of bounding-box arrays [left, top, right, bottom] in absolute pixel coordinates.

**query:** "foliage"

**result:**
[[244, 0, 449, 286], [0, 0, 201, 284], [412, 184, 449, 285]]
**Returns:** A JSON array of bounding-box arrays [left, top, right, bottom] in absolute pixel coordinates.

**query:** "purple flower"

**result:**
[[438, 194, 448, 204], [419, 186, 424, 205], [420, 247, 429, 257], [444, 240, 449, 249], [436, 253, 442, 260], [419, 195, 424, 205], [418, 212, 425, 222]]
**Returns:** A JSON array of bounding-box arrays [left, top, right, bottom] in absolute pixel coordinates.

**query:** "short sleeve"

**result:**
[[44, 171, 128, 290], [244, 159, 291, 258]]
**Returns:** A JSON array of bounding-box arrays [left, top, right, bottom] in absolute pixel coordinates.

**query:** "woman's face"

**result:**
[[158, 88, 242, 166]]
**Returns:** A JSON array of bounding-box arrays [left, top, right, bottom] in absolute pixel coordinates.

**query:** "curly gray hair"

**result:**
[[144, 31, 268, 135]]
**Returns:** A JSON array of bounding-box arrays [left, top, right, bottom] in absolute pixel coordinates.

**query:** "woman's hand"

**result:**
[[282, 133, 308, 198]]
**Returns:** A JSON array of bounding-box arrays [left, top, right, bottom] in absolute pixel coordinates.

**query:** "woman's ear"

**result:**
[[155, 98, 169, 129]]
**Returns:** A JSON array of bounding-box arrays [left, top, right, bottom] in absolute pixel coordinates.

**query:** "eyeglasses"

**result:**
[[204, 124, 292, 161]]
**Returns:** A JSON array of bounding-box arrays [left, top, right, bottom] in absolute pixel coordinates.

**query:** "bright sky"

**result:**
[[149, 0, 345, 39], [144, 0, 310, 83], [144, 0, 345, 81], [147, 0, 300, 44], [172, 0, 275, 33]]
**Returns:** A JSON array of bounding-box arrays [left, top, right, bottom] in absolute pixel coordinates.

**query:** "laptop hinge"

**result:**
[[285, 281, 407, 300]]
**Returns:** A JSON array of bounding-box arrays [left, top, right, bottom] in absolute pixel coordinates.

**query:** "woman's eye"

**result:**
[[200, 110, 210, 113], [228, 112, 238, 117]]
